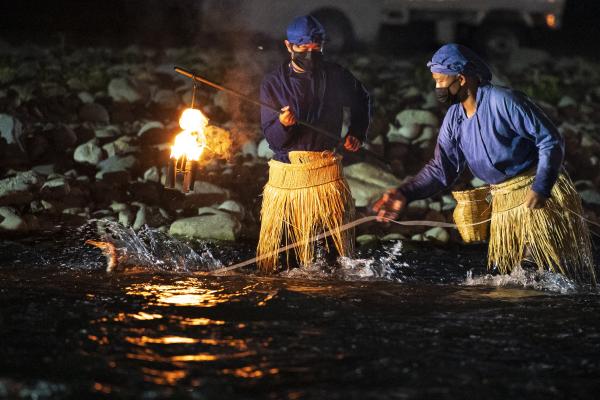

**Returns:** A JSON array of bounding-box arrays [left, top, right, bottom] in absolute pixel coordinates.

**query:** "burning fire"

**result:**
[[166, 108, 211, 192], [170, 108, 209, 161]]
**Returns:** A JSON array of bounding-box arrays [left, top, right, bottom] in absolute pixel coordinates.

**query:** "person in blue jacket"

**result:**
[[256, 15, 371, 272], [260, 15, 370, 161], [373, 44, 594, 282]]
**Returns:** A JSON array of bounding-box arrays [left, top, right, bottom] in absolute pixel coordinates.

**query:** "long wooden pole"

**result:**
[[174, 66, 388, 165]]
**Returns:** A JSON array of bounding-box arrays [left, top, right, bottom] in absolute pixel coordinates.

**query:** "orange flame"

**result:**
[[170, 108, 209, 161]]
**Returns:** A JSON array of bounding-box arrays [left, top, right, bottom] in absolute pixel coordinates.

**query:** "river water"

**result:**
[[0, 221, 599, 399]]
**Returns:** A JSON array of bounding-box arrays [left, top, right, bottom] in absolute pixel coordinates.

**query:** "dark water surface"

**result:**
[[0, 229, 599, 399]]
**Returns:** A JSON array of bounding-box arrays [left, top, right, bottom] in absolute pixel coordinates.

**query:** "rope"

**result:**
[[209, 205, 600, 275]]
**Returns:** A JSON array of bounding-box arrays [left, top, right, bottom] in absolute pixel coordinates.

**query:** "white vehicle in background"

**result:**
[[200, 0, 565, 54]]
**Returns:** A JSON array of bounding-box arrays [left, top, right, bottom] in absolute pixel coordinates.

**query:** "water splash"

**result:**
[[280, 241, 407, 282], [80, 219, 222, 273], [464, 265, 579, 294]]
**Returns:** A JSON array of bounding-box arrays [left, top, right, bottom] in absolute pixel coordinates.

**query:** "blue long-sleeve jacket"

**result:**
[[400, 84, 564, 200], [260, 61, 371, 162]]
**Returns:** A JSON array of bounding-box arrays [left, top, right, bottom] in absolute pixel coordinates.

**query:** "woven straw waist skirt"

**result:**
[[266, 151, 344, 190]]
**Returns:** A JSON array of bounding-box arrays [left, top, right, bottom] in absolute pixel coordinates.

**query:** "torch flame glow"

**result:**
[[170, 108, 209, 161]]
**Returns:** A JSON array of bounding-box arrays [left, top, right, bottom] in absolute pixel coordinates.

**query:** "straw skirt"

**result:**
[[256, 151, 354, 273], [488, 169, 595, 283]]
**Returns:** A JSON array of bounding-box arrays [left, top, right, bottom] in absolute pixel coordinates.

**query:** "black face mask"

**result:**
[[435, 79, 461, 106], [291, 50, 322, 71]]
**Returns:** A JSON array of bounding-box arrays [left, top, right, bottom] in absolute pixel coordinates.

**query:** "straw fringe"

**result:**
[[488, 170, 595, 283], [257, 151, 354, 273]]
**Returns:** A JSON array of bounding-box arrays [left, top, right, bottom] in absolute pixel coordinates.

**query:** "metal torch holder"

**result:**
[[165, 156, 198, 193]]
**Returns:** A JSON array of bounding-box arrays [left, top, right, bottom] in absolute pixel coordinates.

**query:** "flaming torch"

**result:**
[[165, 108, 209, 193]]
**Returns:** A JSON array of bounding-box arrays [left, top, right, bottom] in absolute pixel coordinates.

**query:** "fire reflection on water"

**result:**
[[125, 280, 257, 307], [84, 278, 278, 386]]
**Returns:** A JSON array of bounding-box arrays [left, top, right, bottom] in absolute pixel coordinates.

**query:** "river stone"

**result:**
[[381, 233, 406, 241], [97, 155, 137, 173], [217, 200, 246, 219], [0, 207, 27, 231], [470, 177, 487, 188], [257, 138, 274, 159], [153, 89, 179, 109], [132, 205, 148, 230], [345, 177, 386, 208], [118, 209, 134, 227], [356, 234, 379, 247], [415, 126, 435, 145], [74, 139, 104, 165], [94, 125, 121, 139], [442, 195, 457, 211], [557, 96, 577, 109], [395, 109, 438, 127], [0, 171, 41, 206], [137, 121, 169, 144], [581, 133, 599, 149], [79, 103, 110, 124], [169, 211, 241, 241], [40, 178, 71, 200], [387, 124, 420, 143], [424, 227, 450, 243], [0, 113, 23, 146], [108, 77, 149, 103], [182, 181, 230, 209], [344, 163, 402, 188], [78, 91, 94, 104], [241, 141, 258, 158], [579, 189, 600, 206], [102, 136, 139, 157], [143, 166, 160, 183], [32, 164, 56, 176]]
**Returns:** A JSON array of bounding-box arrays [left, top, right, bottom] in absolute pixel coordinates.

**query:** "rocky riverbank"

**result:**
[[0, 45, 599, 246]]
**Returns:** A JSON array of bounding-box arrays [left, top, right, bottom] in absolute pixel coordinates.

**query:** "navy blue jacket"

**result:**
[[260, 61, 371, 162], [400, 84, 564, 200]]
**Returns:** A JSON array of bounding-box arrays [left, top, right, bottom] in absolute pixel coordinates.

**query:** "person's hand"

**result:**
[[279, 106, 296, 127], [344, 135, 362, 152], [372, 189, 407, 221], [524, 189, 547, 209]]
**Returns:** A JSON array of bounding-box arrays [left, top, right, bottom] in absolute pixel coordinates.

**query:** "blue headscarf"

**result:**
[[286, 15, 326, 45], [427, 44, 492, 83]]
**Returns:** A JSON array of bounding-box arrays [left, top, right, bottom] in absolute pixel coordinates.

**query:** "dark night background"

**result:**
[[0, 0, 599, 55]]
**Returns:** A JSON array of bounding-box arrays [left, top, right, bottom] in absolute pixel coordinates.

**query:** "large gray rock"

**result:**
[[0, 207, 27, 232], [169, 209, 241, 241], [396, 109, 439, 127], [345, 178, 385, 208], [344, 163, 402, 207], [74, 139, 104, 165], [0, 113, 23, 147], [0, 171, 41, 206], [344, 162, 402, 188], [108, 77, 149, 103]]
